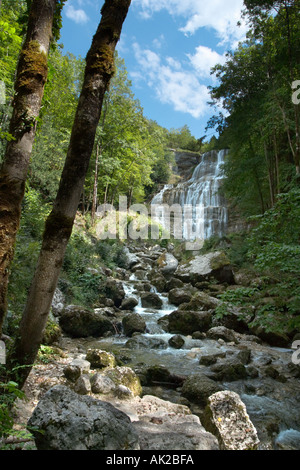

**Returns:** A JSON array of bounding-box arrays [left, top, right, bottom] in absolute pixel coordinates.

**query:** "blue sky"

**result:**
[[60, 0, 247, 140]]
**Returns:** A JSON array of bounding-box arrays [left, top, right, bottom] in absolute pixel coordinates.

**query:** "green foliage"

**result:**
[[214, 287, 259, 320]]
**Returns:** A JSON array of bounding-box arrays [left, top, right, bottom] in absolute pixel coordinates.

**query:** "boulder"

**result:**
[[209, 358, 247, 382], [140, 292, 163, 309], [142, 365, 185, 387], [121, 297, 138, 311], [168, 334, 185, 349], [165, 277, 184, 291], [168, 288, 193, 306], [122, 313, 147, 337], [74, 375, 91, 395], [175, 251, 234, 285], [202, 391, 260, 450], [59, 305, 115, 338], [157, 253, 179, 277], [180, 291, 219, 311], [147, 272, 166, 292], [181, 374, 221, 405], [28, 385, 139, 450], [167, 310, 212, 335], [85, 349, 116, 369], [249, 325, 290, 348], [103, 366, 142, 397], [122, 247, 139, 269], [206, 326, 238, 343]]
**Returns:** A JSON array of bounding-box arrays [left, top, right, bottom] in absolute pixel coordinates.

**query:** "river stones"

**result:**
[[168, 288, 193, 306], [59, 305, 115, 338], [121, 297, 139, 311], [85, 349, 117, 369], [166, 310, 212, 335], [181, 374, 222, 405]]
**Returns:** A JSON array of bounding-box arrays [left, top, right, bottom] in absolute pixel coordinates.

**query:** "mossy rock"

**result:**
[[43, 320, 62, 345], [104, 366, 142, 396], [86, 349, 116, 369]]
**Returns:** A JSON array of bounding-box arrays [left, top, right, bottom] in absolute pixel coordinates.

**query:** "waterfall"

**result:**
[[151, 150, 228, 242]]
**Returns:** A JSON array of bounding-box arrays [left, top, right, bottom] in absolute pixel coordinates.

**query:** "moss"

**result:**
[[42, 320, 62, 346], [86, 44, 115, 78], [16, 40, 48, 94]]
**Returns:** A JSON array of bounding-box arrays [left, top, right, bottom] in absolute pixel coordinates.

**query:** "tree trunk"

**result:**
[[91, 141, 100, 223], [8, 0, 131, 387], [0, 0, 57, 336]]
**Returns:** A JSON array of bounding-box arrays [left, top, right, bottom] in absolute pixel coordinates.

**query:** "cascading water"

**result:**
[[151, 150, 228, 242]]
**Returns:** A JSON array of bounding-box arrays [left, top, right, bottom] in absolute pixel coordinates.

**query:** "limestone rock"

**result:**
[[168, 288, 193, 306], [103, 366, 142, 397], [86, 349, 116, 369], [175, 251, 234, 285], [121, 297, 139, 311], [167, 310, 212, 335], [28, 385, 140, 450], [181, 374, 221, 405], [203, 391, 260, 450], [168, 334, 185, 349], [157, 252, 179, 277], [140, 292, 163, 309]]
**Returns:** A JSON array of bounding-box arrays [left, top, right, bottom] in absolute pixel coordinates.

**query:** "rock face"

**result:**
[[28, 385, 140, 450], [59, 305, 114, 338], [175, 251, 234, 285], [203, 391, 260, 450]]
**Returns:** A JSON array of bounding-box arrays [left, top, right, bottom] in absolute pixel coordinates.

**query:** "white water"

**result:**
[[151, 150, 228, 241]]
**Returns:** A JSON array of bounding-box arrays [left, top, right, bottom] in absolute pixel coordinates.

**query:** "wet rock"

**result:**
[[199, 352, 226, 366], [175, 251, 234, 285], [122, 247, 139, 269], [180, 291, 219, 311], [168, 288, 193, 306], [147, 273, 166, 292], [85, 349, 116, 369], [202, 391, 260, 450], [121, 297, 139, 311], [168, 334, 185, 349], [125, 335, 168, 350], [122, 313, 147, 337], [59, 305, 115, 338], [206, 326, 238, 343], [143, 365, 185, 387], [275, 429, 300, 450], [209, 358, 247, 382], [63, 364, 81, 383], [28, 385, 140, 450], [141, 292, 163, 309], [181, 374, 221, 405]]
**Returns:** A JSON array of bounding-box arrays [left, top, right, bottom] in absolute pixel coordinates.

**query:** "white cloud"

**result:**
[[132, 43, 210, 118], [188, 46, 226, 78], [132, 0, 247, 47], [65, 4, 89, 24]]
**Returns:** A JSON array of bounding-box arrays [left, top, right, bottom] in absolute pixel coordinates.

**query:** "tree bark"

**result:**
[[91, 141, 100, 223], [8, 0, 131, 387], [0, 0, 58, 336]]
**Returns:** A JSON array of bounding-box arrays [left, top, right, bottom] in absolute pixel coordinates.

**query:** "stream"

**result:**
[[74, 263, 300, 451]]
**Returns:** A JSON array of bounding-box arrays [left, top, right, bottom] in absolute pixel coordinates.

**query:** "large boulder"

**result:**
[[140, 292, 163, 309], [122, 313, 147, 337], [206, 326, 238, 343], [59, 305, 115, 338], [122, 247, 139, 270], [167, 310, 212, 335], [202, 391, 260, 450], [157, 252, 179, 277], [181, 374, 221, 405], [175, 251, 234, 285], [28, 385, 140, 450], [121, 297, 138, 311]]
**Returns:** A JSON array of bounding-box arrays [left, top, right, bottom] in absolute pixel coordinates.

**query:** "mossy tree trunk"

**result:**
[[0, 0, 58, 336], [9, 0, 131, 387]]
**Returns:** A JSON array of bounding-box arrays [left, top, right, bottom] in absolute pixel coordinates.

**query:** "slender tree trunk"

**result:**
[[8, 0, 131, 387], [91, 142, 100, 223], [0, 0, 57, 336]]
